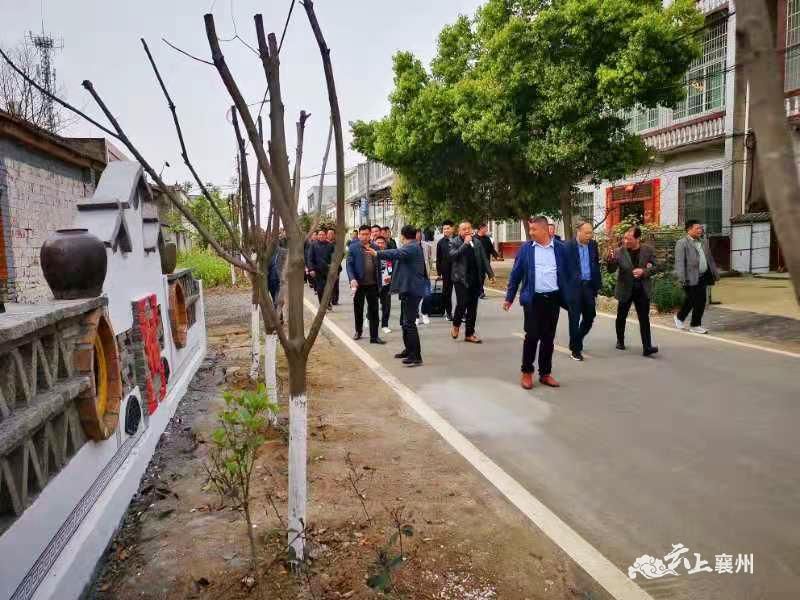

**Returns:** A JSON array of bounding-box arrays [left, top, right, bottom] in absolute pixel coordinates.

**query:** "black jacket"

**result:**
[[308, 240, 335, 274], [436, 236, 452, 276], [562, 238, 602, 302], [476, 234, 499, 260], [449, 236, 494, 286]]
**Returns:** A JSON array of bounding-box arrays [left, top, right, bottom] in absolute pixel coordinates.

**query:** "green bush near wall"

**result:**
[[651, 274, 685, 313], [177, 249, 232, 288]]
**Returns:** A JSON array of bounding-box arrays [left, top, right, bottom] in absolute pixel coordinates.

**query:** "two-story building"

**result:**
[[343, 160, 400, 232], [305, 184, 337, 223]]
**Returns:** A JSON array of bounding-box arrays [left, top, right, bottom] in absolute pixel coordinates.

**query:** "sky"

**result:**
[[2, 0, 484, 218]]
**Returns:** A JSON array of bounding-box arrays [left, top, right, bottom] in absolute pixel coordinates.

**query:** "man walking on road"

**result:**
[[504, 216, 567, 389], [564, 221, 601, 361], [346, 225, 385, 345], [308, 228, 335, 309], [476, 224, 500, 299], [436, 220, 455, 320], [674, 220, 720, 334], [607, 226, 659, 357], [367, 225, 428, 367], [326, 228, 341, 306], [381, 226, 398, 249], [375, 235, 394, 334], [450, 221, 496, 343]]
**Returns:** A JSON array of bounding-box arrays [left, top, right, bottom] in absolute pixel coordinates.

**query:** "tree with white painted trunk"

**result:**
[[1, 0, 345, 565]]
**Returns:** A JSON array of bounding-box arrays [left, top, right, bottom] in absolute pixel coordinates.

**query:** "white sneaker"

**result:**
[[422, 314, 430, 325], [689, 326, 708, 334], [415, 318, 422, 326], [382, 327, 392, 334], [674, 315, 687, 330]]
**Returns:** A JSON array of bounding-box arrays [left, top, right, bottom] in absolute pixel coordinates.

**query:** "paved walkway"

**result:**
[[312, 280, 800, 600]]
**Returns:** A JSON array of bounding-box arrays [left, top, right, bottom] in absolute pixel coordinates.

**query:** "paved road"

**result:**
[[312, 281, 799, 600]]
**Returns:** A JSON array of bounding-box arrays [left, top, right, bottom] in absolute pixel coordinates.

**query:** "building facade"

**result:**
[[0, 110, 123, 302], [343, 160, 402, 232], [305, 184, 337, 221]]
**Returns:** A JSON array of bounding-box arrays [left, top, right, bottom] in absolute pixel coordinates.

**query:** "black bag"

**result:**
[[422, 277, 446, 317]]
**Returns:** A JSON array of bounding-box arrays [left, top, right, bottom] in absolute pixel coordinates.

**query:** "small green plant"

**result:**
[[177, 248, 232, 287], [206, 384, 277, 571], [651, 274, 685, 313], [600, 264, 617, 298], [366, 506, 414, 593]]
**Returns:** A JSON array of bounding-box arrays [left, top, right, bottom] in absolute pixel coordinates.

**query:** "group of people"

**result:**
[[305, 215, 719, 387]]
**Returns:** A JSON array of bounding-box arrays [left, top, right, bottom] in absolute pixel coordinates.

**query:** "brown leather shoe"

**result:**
[[451, 326, 460, 339], [464, 335, 482, 344], [539, 374, 560, 388], [520, 372, 534, 390]]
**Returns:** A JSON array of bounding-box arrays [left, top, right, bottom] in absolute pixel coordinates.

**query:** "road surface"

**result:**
[[310, 280, 799, 600]]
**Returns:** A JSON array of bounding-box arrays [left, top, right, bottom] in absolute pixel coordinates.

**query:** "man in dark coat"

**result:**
[[435, 220, 455, 320], [606, 226, 659, 357], [346, 225, 385, 344], [308, 228, 334, 309], [449, 222, 495, 343], [563, 221, 602, 361], [367, 224, 428, 366], [504, 216, 568, 389], [475, 224, 500, 299]]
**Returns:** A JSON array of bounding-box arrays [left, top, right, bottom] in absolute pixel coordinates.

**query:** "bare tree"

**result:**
[[736, 1, 800, 301], [0, 38, 70, 133], [0, 1, 344, 564]]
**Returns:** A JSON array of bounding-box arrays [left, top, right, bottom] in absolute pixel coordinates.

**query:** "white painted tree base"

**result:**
[[264, 333, 279, 426], [287, 393, 307, 562], [249, 304, 261, 381]]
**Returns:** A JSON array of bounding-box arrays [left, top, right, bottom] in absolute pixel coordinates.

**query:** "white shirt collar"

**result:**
[[533, 239, 554, 249]]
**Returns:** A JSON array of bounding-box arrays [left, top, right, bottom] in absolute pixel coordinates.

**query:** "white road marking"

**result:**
[[306, 296, 655, 600], [486, 287, 800, 360]]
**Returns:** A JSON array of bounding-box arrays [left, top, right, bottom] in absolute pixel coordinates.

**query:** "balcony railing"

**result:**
[[642, 112, 726, 152], [786, 95, 800, 119], [697, 0, 728, 15]]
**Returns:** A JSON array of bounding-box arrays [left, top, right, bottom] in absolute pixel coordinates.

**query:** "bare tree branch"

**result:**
[[231, 107, 256, 238], [161, 38, 215, 66], [307, 115, 334, 238], [256, 115, 263, 226], [80, 79, 254, 272], [302, 0, 347, 357], [292, 110, 311, 212], [141, 38, 242, 253]]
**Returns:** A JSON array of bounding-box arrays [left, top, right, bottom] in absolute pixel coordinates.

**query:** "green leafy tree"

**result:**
[[352, 0, 703, 232], [186, 185, 236, 249]]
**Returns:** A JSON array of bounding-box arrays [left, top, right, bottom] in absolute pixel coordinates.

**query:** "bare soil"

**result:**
[[89, 286, 607, 600]]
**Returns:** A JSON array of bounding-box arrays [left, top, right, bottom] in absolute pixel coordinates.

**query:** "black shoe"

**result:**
[[402, 357, 423, 367], [570, 351, 584, 362], [394, 351, 408, 359], [643, 346, 659, 357], [353, 332, 362, 341], [479, 293, 487, 299], [616, 341, 626, 350], [370, 338, 386, 345]]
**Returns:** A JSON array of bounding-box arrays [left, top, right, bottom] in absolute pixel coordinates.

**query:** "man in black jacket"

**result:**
[[381, 226, 398, 249], [563, 221, 602, 361], [346, 225, 385, 344], [476, 224, 499, 299], [449, 222, 495, 343], [435, 220, 455, 320], [308, 229, 335, 308], [326, 228, 341, 306]]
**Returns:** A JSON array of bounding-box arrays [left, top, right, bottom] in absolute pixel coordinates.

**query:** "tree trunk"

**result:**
[[264, 332, 278, 404], [560, 187, 574, 240], [736, 1, 800, 300], [286, 350, 307, 563]]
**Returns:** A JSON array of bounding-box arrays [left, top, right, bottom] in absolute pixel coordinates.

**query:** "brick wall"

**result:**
[[0, 138, 95, 303]]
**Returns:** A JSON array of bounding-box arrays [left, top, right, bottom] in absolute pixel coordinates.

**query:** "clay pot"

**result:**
[[160, 242, 178, 274], [40, 228, 107, 300]]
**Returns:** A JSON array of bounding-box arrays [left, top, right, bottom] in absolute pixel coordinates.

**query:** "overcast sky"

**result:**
[[2, 0, 483, 216]]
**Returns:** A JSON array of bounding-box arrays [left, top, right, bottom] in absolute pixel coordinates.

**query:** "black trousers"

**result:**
[[616, 284, 653, 348], [677, 271, 712, 327], [399, 293, 422, 360], [379, 286, 392, 328], [441, 272, 454, 318], [568, 282, 597, 353], [315, 272, 328, 305], [453, 282, 481, 337], [353, 284, 379, 340], [522, 293, 561, 376]]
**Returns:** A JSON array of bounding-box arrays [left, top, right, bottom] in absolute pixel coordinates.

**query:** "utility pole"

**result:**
[[29, 29, 62, 133]]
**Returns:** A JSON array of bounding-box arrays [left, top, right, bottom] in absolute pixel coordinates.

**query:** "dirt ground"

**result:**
[[89, 286, 607, 600]]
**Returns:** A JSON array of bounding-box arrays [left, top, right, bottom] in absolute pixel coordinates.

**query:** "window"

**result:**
[[679, 171, 723, 235], [786, 0, 800, 91], [574, 191, 594, 225], [504, 220, 522, 242], [674, 15, 727, 119]]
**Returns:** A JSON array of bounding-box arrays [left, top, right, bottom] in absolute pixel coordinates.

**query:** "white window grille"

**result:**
[[573, 191, 594, 225], [786, 0, 800, 91], [679, 170, 723, 234], [504, 220, 522, 242]]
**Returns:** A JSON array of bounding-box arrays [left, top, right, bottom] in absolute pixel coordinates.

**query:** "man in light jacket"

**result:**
[[674, 220, 720, 334]]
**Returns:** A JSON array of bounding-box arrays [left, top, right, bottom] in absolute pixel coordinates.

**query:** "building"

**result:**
[[344, 160, 401, 232], [0, 110, 124, 302], [305, 184, 337, 222]]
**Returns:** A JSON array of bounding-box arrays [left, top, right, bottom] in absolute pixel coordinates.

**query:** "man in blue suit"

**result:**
[[503, 216, 568, 390], [563, 221, 601, 361], [367, 225, 428, 367]]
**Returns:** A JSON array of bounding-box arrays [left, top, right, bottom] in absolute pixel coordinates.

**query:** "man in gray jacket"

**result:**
[[674, 220, 720, 334]]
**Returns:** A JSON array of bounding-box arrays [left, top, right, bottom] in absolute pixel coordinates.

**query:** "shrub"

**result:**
[[651, 274, 685, 313], [177, 249, 231, 287], [600, 264, 616, 297]]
